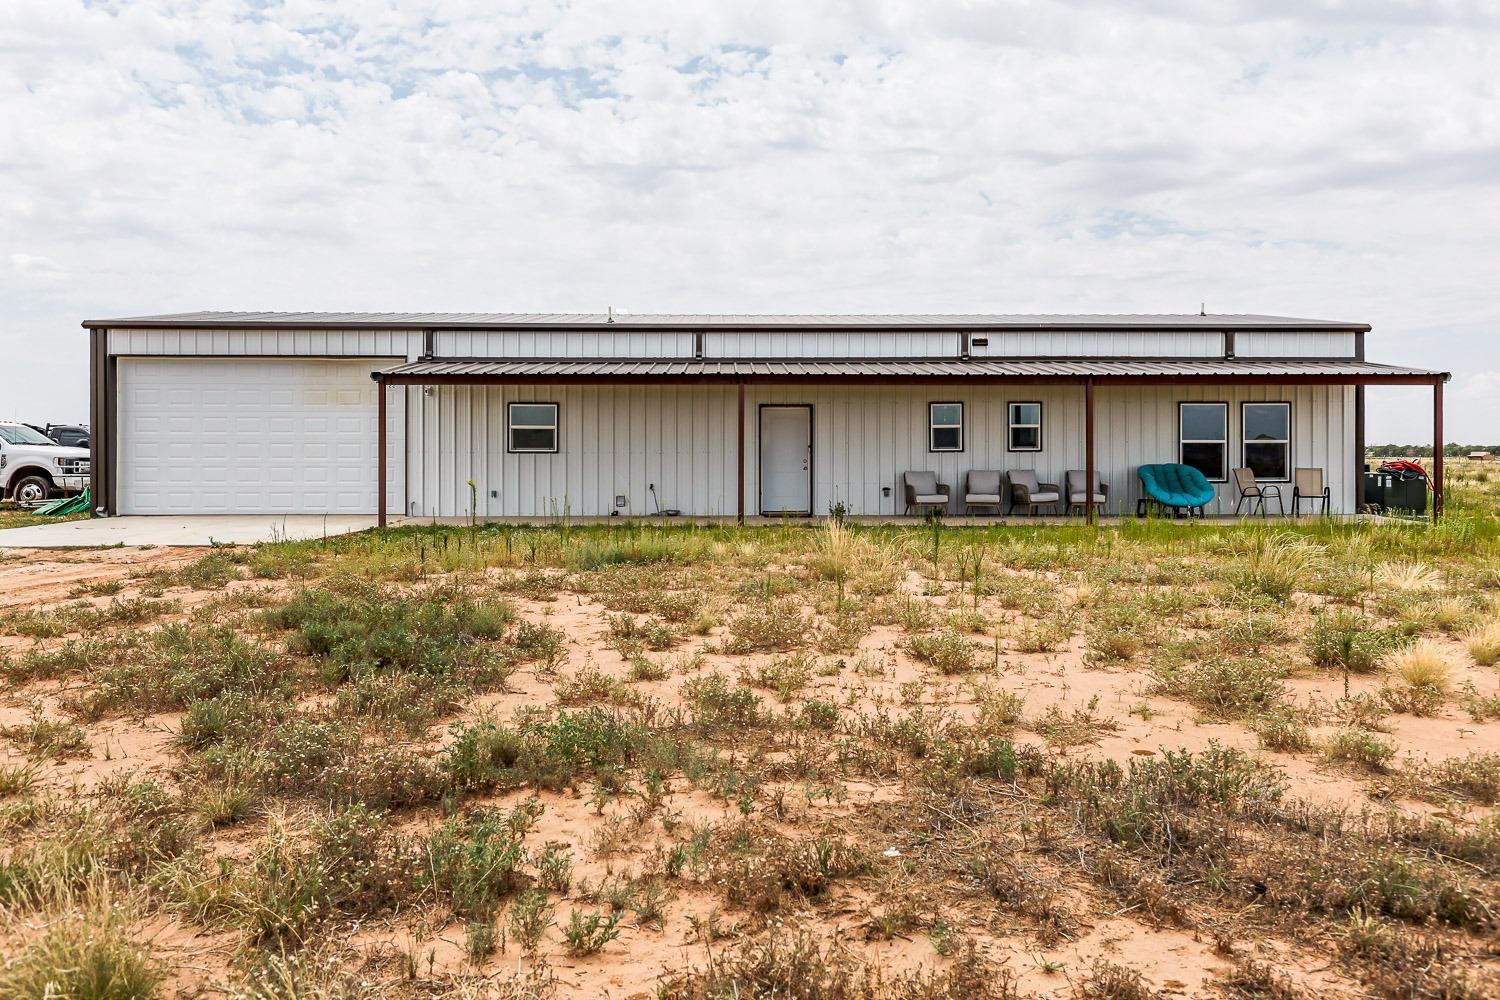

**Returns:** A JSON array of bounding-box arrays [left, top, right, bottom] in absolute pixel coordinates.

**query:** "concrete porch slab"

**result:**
[[0, 514, 399, 549]]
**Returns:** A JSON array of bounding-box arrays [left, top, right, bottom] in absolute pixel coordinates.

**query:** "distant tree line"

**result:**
[[1367, 444, 1499, 458]]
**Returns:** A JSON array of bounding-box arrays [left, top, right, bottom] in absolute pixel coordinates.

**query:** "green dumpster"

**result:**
[[1363, 471, 1428, 514]]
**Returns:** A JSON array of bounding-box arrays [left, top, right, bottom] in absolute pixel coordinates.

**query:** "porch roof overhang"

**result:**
[[370, 357, 1448, 386]]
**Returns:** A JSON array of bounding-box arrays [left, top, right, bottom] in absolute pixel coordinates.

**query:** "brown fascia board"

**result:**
[[83, 317, 1373, 333], [371, 372, 1442, 387]]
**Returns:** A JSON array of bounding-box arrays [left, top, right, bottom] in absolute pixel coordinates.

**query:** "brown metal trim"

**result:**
[[736, 381, 745, 525], [391, 353, 1386, 366], [88, 329, 108, 514], [1433, 379, 1444, 519], [111, 353, 408, 361], [84, 318, 1374, 334], [694, 332, 705, 359], [1354, 385, 1366, 509], [104, 355, 117, 515], [377, 383, 388, 528], [371, 372, 1444, 388], [1354, 331, 1366, 362], [1084, 379, 1096, 524], [1223, 331, 1236, 359], [422, 329, 435, 359]]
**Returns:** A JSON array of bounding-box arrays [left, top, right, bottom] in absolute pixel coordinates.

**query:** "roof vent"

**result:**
[[607, 306, 615, 324]]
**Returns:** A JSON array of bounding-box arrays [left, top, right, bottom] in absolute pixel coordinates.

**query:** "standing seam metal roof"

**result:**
[[82, 311, 1372, 331], [372, 358, 1443, 379]]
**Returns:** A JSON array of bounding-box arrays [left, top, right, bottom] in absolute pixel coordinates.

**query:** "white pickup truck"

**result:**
[[0, 421, 90, 505]]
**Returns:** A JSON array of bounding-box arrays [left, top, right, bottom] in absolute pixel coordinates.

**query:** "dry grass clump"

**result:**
[[1381, 640, 1453, 715], [1386, 640, 1454, 691], [1074, 959, 1165, 1000], [1375, 560, 1443, 592], [0, 905, 160, 999], [1464, 620, 1500, 666], [660, 931, 1014, 1000], [1231, 534, 1322, 601]]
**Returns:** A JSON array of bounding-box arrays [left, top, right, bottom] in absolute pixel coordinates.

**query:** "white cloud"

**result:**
[[0, 0, 1497, 439]]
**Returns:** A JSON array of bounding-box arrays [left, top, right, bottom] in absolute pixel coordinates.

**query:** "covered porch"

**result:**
[[370, 358, 1450, 525]]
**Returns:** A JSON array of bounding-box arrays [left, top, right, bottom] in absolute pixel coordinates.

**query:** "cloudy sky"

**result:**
[[3, 0, 1497, 441]]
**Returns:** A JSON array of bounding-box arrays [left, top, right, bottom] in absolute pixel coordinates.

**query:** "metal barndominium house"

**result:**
[[81, 312, 1450, 522]]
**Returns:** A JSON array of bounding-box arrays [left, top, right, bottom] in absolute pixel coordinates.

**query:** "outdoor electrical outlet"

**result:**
[[490, 490, 498, 498]]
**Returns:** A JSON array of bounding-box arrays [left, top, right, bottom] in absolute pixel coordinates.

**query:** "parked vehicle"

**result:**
[[0, 421, 90, 504], [24, 422, 90, 448]]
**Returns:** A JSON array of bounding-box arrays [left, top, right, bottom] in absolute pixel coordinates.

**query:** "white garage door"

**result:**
[[118, 358, 404, 515]]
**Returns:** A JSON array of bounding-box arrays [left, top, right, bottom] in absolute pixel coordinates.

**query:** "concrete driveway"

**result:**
[[0, 514, 398, 548]]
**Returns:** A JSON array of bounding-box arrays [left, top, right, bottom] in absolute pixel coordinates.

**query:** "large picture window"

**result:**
[[1007, 402, 1042, 452], [1179, 402, 1227, 481], [508, 402, 559, 453], [929, 402, 964, 452], [1242, 402, 1290, 480]]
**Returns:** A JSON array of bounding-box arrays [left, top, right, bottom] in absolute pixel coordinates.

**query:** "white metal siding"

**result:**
[[404, 385, 737, 517], [405, 383, 1353, 517], [704, 331, 960, 358], [108, 328, 424, 359], [434, 331, 695, 358], [118, 358, 404, 515], [1236, 332, 1356, 358], [970, 331, 1222, 358]]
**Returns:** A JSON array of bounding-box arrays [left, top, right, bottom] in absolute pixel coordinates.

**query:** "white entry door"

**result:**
[[759, 405, 811, 515], [117, 358, 403, 515]]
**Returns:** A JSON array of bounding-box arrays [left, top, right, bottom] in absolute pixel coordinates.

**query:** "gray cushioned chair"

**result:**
[[1065, 470, 1109, 517], [902, 471, 950, 516], [963, 470, 1004, 515], [1007, 470, 1060, 516]]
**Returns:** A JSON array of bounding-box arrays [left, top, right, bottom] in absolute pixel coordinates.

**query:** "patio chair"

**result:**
[[962, 470, 1004, 515], [1291, 467, 1330, 517], [1232, 467, 1282, 517], [1064, 470, 1109, 517], [1006, 470, 1060, 516], [1136, 463, 1215, 518], [902, 471, 950, 516]]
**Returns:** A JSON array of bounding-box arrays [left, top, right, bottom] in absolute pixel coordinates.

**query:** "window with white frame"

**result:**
[[508, 402, 559, 453], [1242, 402, 1290, 480], [929, 402, 964, 452], [1007, 402, 1042, 452], [1179, 402, 1228, 481]]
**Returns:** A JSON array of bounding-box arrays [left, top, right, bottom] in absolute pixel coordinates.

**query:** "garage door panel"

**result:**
[[119, 358, 403, 515]]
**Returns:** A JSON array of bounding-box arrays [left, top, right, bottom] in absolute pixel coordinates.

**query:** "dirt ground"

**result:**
[[1, 507, 1498, 998]]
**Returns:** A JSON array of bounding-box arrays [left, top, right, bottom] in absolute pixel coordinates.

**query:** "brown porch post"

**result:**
[[1432, 377, 1444, 519], [377, 379, 388, 528], [1084, 378, 1097, 524], [736, 380, 746, 525]]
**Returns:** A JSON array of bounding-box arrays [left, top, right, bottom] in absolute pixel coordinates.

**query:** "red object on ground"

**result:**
[[1377, 459, 1431, 488]]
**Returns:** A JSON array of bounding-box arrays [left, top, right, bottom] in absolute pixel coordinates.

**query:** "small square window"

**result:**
[[929, 402, 963, 452], [1007, 401, 1042, 452], [508, 402, 559, 453]]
